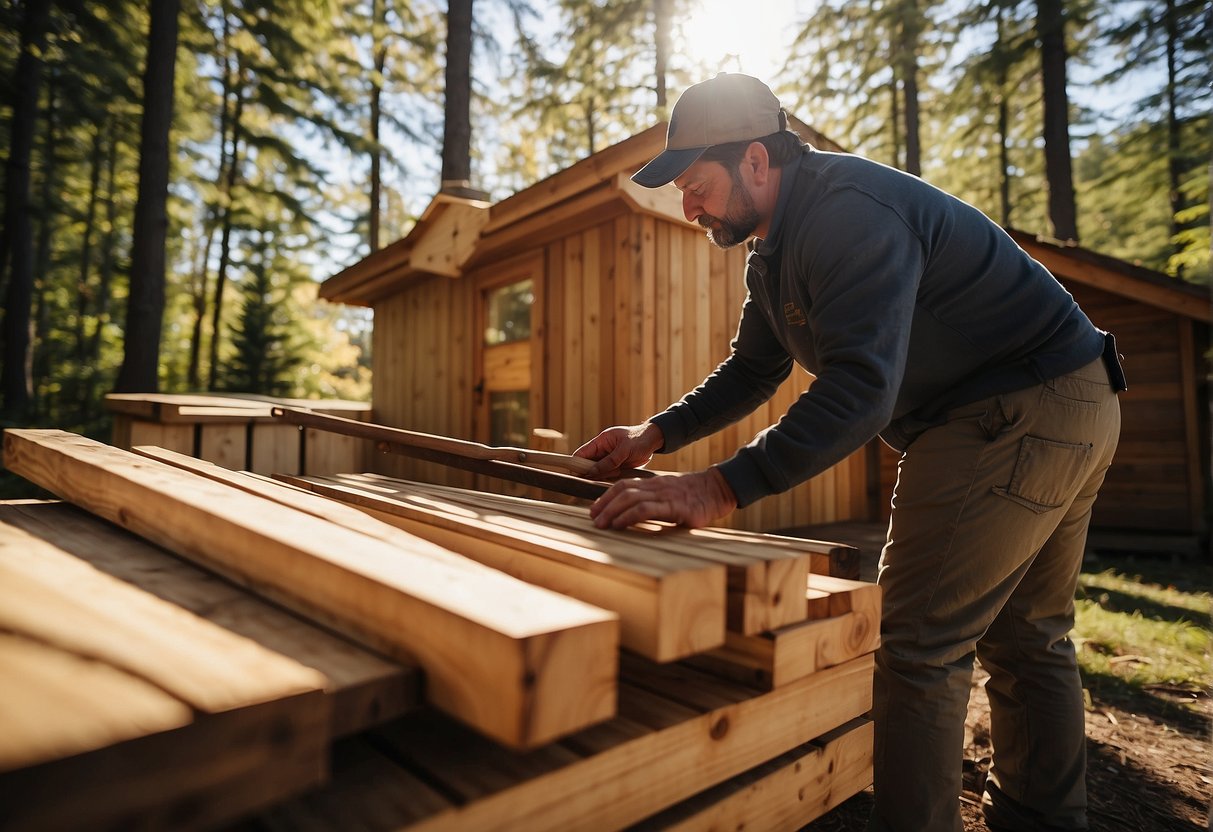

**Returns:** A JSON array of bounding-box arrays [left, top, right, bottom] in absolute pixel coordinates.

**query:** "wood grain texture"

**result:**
[[313, 473, 816, 635], [254, 654, 874, 832], [0, 499, 418, 738], [3, 431, 619, 749], [0, 502, 331, 830], [628, 718, 873, 831]]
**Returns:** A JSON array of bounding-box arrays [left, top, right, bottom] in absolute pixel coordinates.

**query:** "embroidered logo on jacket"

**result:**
[[784, 302, 807, 326]]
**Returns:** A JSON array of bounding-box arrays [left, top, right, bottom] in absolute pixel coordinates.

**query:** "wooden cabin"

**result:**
[[322, 127, 1210, 537]]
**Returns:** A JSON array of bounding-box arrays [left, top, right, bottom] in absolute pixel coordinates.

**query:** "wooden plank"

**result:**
[[1176, 318, 1204, 531], [613, 214, 634, 424], [1, 644, 327, 831], [304, 428, 368, 477], [564, 231, 585, 442], [255, 654, 874, 832], [0, 506, 331, 830], [272, 471, 725, 662], [250, 422, 302, 475], [3, 431, 619, 749], [323, 474, 813, 634], [694, 576, 881, 690], [0, 500, 417, 738], [140, 447, 723, 663], [583, 227, 602, 443], [126, 421, 194, 455], [199, 422, 248, 470], [628, 718, 873, 831]]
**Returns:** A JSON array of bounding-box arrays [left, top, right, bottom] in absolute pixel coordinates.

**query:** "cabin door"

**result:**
[[474, 256, 542, 450]]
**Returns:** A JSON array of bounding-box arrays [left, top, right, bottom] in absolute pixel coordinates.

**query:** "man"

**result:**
[[573, 72, 1124, 832]]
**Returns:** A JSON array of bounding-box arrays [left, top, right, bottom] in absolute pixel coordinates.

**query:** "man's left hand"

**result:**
[[589, 467, 738, 530]]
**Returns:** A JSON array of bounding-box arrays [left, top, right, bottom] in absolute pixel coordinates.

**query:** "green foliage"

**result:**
[[1, 0, 1203, 437]]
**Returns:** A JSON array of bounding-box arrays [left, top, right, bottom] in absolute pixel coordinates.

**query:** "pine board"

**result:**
[[254, 654, 874, 832], [316, 473, 815, 635], [0, 500, 419, 738], [0, 503, 330, 830], [3, 430, 619, 749]]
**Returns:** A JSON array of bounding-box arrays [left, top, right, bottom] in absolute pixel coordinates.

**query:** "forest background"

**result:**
[[0, 0, 1208, 439]]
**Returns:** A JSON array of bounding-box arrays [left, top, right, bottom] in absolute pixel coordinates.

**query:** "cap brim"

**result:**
[[630, 146, 709, 188]]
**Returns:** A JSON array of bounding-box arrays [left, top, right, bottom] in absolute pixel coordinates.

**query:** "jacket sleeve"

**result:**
[[716, 191, 924, 507], [650, 277, 794, 453]]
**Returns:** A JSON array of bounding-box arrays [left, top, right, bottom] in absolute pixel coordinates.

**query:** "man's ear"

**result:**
[[741, 141, 771, 186]]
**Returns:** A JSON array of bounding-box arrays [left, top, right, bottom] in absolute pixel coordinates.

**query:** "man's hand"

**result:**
[[588, 467, 738, 530], [573, 423, 665, 480]]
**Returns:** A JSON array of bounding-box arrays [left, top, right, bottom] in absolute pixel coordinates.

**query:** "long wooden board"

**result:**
[[0, 504, 330, 830], [132, 448, 724, 663], [0, 500, 419, 737], [627, 718, 873, 831], [3, 430, 619, 749], [308, 473, 815, 634], [254, 654, 874, 832]]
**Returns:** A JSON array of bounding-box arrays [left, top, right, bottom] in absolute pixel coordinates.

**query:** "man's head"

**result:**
[[632, 73, 799, 189], [634, 73, 804, 248]]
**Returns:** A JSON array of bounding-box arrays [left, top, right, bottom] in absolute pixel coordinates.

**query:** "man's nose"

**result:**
[[682, 192, 701, 222]]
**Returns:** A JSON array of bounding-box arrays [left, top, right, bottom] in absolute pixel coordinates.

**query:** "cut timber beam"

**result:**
[[271, 472, 726, 662], [0, 500, 419, 737], [0, 503, 330, 830], [255, 654, 874, 832], [311, 473, 815, 634], [132, 448, 724, 663], [693, 575, 882, 690], [3, 431, 618, 749]]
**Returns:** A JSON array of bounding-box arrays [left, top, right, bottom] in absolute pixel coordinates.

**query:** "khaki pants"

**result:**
[[868, 356, 1121, 832]]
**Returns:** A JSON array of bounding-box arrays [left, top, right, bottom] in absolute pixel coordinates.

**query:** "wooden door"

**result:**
[[474, 256, 542, 448]]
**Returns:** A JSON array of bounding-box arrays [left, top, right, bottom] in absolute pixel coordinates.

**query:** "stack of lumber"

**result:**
[[105, 392, 373, 476], [1, 428, 881, 831]]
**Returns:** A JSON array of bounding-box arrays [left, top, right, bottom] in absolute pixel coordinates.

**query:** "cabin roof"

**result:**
[[321, 130, 1209, 325], [1009, 229, 1210, 323]]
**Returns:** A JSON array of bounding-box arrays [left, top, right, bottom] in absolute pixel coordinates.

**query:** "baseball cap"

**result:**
[[632, 72, 785, 189]]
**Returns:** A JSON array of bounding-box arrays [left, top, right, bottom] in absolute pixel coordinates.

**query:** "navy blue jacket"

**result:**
[[650, 146, 1106, 508]]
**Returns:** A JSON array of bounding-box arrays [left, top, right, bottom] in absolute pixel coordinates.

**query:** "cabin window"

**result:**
[[484, 278, 533, 346]]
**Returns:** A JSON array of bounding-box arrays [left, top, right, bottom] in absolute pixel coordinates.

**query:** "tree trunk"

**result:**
[[369, 0, 386, 252], [115, 0, 181, 393], [898, 0, 922, 176], [654, 0, 670, 110], [84, 133, 120, 419], [890, 78, 901, 170], [440, 0, 474, 188], [1037, 0, 1078, 241], [996, 6, 1012, 227], [1163, 0, 1182, 258], [31, 71, 58, 420], [206, 78, 245, 391], [0, 0, 52, 418], [76, 123, 105, 364]]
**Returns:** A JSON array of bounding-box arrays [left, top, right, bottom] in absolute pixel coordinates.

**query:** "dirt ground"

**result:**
[[789, 522, 1211, 831]]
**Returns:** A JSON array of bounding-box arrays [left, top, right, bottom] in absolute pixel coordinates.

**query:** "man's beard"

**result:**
[[699, 170, 760, 248]]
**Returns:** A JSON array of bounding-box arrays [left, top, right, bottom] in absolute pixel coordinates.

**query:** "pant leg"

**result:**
[[979, 363, 1121, 831], [868, 357, 1120, 832]]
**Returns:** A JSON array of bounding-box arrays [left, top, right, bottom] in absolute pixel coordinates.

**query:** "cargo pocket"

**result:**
[[992, 435, 1093, 513]]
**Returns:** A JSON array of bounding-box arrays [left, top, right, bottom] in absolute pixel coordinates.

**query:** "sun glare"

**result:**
[[678, 0, 800, 85]]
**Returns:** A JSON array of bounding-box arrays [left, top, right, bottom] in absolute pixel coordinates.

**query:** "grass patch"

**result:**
[[1074, 559, 1211, 713]]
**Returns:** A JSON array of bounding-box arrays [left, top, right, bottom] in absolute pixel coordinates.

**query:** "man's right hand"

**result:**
[[573, 422, 665, 480]]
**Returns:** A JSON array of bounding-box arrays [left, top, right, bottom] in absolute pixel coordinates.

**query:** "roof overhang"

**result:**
[[1010, 229, 1211, 323]]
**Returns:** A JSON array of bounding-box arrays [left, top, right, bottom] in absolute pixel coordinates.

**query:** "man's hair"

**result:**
[[699, 124, 806, 170]]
